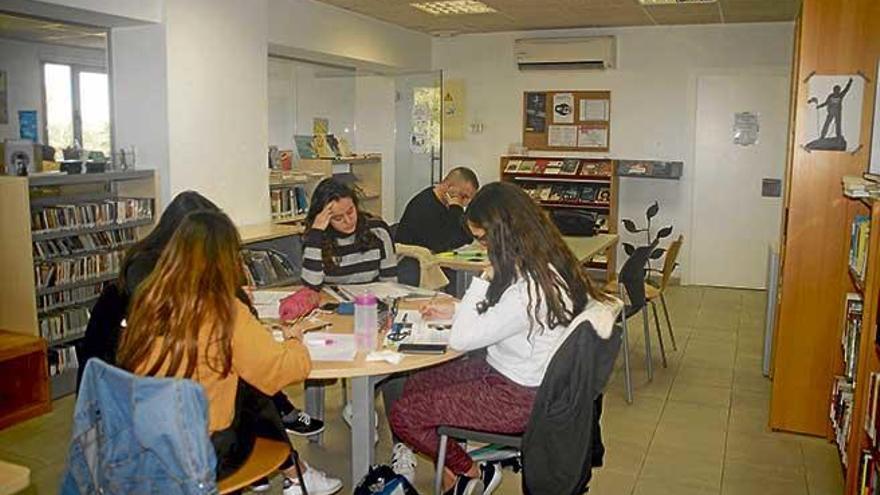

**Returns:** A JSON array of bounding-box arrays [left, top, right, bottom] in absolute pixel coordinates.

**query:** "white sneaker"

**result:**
[[390, 442, 417, 483], [341, 403, 379, 443], [282, 465, 343, 495]]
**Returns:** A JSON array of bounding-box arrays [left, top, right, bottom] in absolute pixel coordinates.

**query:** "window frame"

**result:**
[[40, 60, 110, 156]]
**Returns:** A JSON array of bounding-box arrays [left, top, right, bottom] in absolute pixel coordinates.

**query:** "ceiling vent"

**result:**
[[515, 36, 616, 71]]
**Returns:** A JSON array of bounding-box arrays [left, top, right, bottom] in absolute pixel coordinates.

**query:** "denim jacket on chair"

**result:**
[[61, 359, 218, 495]]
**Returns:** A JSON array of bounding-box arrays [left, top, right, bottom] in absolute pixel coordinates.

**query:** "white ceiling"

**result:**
[[0, 12, 106, 50], [313, 0, 801, 35]]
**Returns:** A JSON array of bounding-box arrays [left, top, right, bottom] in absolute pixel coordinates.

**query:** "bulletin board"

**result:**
[[522, 90, 611, 152]]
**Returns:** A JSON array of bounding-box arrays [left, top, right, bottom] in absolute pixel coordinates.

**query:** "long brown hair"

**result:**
[[466, 182, 608, 334], [117, 210, 244, 379], [305, 178, 379, 269]]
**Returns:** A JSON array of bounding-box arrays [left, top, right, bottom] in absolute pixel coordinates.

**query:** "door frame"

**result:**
[[685, 67, 792, 286]]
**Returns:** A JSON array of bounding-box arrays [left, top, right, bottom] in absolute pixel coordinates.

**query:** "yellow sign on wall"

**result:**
[[443, 79, 465, 141]]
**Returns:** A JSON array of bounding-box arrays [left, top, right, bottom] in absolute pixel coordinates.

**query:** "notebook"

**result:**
[[388, 310, 452, 345]]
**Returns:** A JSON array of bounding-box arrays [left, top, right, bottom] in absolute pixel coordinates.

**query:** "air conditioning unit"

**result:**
[[514, 36, 616, 71]]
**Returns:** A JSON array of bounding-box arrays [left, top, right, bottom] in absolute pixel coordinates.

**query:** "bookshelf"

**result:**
[[833, 189, 880, 494], [269, 170, 326, 225], [500, 156, 618, 274], [296, 156, 383, 218], [0, 170, 157, 399]]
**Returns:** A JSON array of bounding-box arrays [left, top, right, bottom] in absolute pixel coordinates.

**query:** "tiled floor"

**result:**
[[0, 286, 844, 494]]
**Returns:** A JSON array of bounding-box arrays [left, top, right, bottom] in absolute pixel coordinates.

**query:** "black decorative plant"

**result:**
[[621, 201, 673, 266]]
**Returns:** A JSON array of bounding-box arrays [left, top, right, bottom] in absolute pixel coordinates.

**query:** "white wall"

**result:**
[[355, 75, 397, 220], [268, 58, 356, 150], [110, 24, 170, 203], [268, 0, 432, 72], [163, 0, 270, 226], [432, 23, 794, 282], [0, 38, 106, 143]]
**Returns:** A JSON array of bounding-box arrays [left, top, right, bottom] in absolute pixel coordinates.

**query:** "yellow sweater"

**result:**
[[135, 301, 311, 432]]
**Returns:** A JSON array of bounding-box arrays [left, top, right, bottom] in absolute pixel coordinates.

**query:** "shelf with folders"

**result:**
[[833, 192, 880, 495], [500, 155, 618, 275], [0, 171, 157, 400]]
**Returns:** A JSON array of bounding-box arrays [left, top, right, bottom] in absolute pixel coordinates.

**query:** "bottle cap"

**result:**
[[354, 293, 378, 305]]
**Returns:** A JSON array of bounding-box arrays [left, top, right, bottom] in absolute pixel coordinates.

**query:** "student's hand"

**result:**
[[283, 324, 304, 342], [446, 191, 464, 208], [481, 265, 494, 281], [420, 300, 456, 320], [312, 202, 336, 231]]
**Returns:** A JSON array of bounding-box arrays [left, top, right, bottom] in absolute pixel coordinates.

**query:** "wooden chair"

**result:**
[[646, 235, 683, 354], [217, 437, 292, 494]]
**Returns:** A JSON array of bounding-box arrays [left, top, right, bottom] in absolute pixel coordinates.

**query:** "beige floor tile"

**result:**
[[632, 476, 721, 495], [668, 381, 732, 408], [681, 350, 736, 371], [734, 352, 764, 371], [725, 431, 805, 471], [658, 400, 730, 432], [728, 405, 773, 435], [722, 459, 808, 495], [601, 438, 649, 476], [675, 365, 735, 388], [731, 388, 771, 413], [733, 367, 772, 394], [651, 421, 727, 456], [640, 443, 723, 489], [589, 468, 638, 495]]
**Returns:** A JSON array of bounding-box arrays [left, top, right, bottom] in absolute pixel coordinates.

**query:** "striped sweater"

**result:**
[[301, 218, 397, 290]]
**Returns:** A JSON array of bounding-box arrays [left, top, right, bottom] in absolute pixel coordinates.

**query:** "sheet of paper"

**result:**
[[548, 125, 577, 147], [251, 289, 294, 319], [577, 126, 608, 148], [335, 282, 439, 300], [552, 93, 575, 124], [391, 310, 452, 345], [580, 99, 609, 121], [305, 332, 356, 361]]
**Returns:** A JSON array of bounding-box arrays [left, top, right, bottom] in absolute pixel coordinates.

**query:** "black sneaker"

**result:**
[[283, 411, 325, 436], [479, 462, 502, 495], [250, 476, 271, 492], [443, 475, 484, 495]]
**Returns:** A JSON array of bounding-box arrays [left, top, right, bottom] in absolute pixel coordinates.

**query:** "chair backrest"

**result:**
[[659, 235, 684, 291], [618, 244, 653, 314], [64, 359, 217, 494], [389, 222, 400, 241]]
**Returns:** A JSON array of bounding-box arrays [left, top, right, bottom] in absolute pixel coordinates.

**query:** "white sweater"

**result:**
[[449, 277, 621, 387]]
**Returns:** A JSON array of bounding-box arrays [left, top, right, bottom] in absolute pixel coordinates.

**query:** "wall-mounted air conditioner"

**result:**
[[514, 36, 616, 71]]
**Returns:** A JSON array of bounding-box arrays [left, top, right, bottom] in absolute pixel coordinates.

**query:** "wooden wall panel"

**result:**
[[771, 0, 880, 435]]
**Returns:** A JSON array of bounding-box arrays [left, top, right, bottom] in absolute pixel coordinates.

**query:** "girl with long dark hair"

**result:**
[[389, 182, 620, 494], [300, 178, 397, 289], [117, 210, 341, 495]]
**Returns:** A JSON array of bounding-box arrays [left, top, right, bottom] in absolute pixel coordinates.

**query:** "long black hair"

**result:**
[[465, 182, 607, 334], [305, 178, 379, 269], [118, 191, 220, 291]]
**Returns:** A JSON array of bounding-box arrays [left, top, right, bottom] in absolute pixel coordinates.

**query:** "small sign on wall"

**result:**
[[733, 111, 759, 146]]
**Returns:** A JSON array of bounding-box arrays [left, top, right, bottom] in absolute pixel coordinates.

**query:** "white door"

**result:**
[[691, 73, 789, 288]]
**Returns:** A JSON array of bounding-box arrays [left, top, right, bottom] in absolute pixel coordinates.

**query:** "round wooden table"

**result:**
[[282, 298, 461, 484]]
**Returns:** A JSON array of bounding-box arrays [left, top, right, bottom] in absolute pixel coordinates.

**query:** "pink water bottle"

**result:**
[[354, 294, 378, 351]]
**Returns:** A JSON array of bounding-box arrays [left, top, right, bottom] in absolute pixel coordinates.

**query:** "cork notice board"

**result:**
[[522, 90, 611, 152]]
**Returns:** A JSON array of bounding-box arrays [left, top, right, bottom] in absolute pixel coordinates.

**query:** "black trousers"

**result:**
[[211, 381, 295, 480]]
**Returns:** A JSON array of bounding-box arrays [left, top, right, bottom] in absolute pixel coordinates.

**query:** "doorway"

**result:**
[[690, 72, 789, 288]]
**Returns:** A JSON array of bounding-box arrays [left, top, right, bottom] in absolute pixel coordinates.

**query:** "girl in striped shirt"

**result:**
[[301, 178, 397, 290]]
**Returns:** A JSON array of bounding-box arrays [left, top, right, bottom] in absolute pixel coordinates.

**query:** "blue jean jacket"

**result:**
[[61, 359, 218, 494]]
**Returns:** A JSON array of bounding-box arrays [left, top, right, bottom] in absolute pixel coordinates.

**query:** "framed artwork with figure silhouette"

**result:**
[[803, 75, 864, 153]]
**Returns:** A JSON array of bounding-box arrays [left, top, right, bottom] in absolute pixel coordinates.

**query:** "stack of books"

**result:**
[[831, 375, 855, 467], [844, 176, 880, 199], [842, 293, 864, 381]]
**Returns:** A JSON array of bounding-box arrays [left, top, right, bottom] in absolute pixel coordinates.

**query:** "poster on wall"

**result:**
[[411, 87, 440, 154], [443, 79, 465, 141], [552, 93, 574, 124], [803, 75, 864, 152], [0, 71, 7, 125], [547, 125, 577, 147], [870, 61, 880, 177], [733, 111, 760, 146], [19, 111, 38, 142], [525, 92, 547, 132]]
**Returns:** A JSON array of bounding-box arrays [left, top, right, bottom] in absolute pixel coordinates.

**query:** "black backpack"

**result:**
[[354, 465, 419, 495]]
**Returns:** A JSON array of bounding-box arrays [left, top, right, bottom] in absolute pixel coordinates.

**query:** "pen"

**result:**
[[306, 337, 335, 346]]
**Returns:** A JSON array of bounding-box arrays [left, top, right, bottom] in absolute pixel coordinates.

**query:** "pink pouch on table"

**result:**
[[279, 288, 320, 321]]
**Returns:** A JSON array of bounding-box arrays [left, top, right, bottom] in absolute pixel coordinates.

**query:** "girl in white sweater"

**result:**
[[389, 182, 618, 495]]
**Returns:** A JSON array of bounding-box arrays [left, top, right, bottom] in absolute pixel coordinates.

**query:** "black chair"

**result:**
[[613, 243, 658, 404]]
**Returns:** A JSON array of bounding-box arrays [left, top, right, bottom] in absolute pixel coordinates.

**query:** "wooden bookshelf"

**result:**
[[297, 156, 383, 218], [0, 171, 157, 400], [500, 156, 618, 275], [0, 330, 50, 429], [838, 195, 880, 493]]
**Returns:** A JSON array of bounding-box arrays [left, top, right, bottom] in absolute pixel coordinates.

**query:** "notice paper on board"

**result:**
[[580, 99, 609, 121], [577, 126, 608, 148], [548, 125, 577, 147], [552, 93, 575, 124]]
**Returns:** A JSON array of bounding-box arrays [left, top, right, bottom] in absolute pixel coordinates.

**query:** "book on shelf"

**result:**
[[842, 293, 864, 381], [831, 375, 854, 467], [579, 185, 598, 202], [596, 214, 609, 232], [294, 135, 317, 159], [865, 372, 880, 446], [533, 160, 549, 174], [560, 159, 580, 175], [270, 185, 308, 219], [503, 159, 522, 173], [537, 185, 552, 201], [31, 198, 153, 234], [561, 185, 580, 202], [243, 249, 297, 287], [544, 160, 563, 175], [48, 345, 79, 377], [519, 160, 536, 174], [32, 227, 137, 261], [40, 306, 90, 344], [38, 283, 105, 313], [850, 215, 871, 280], [857, 450, 880, 495], [580, 161, 613, 177], [34, 251, 122, 291], [596, 187, 611, 204], [548, 185, 564, 202], [843, 175, 880, 199]]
